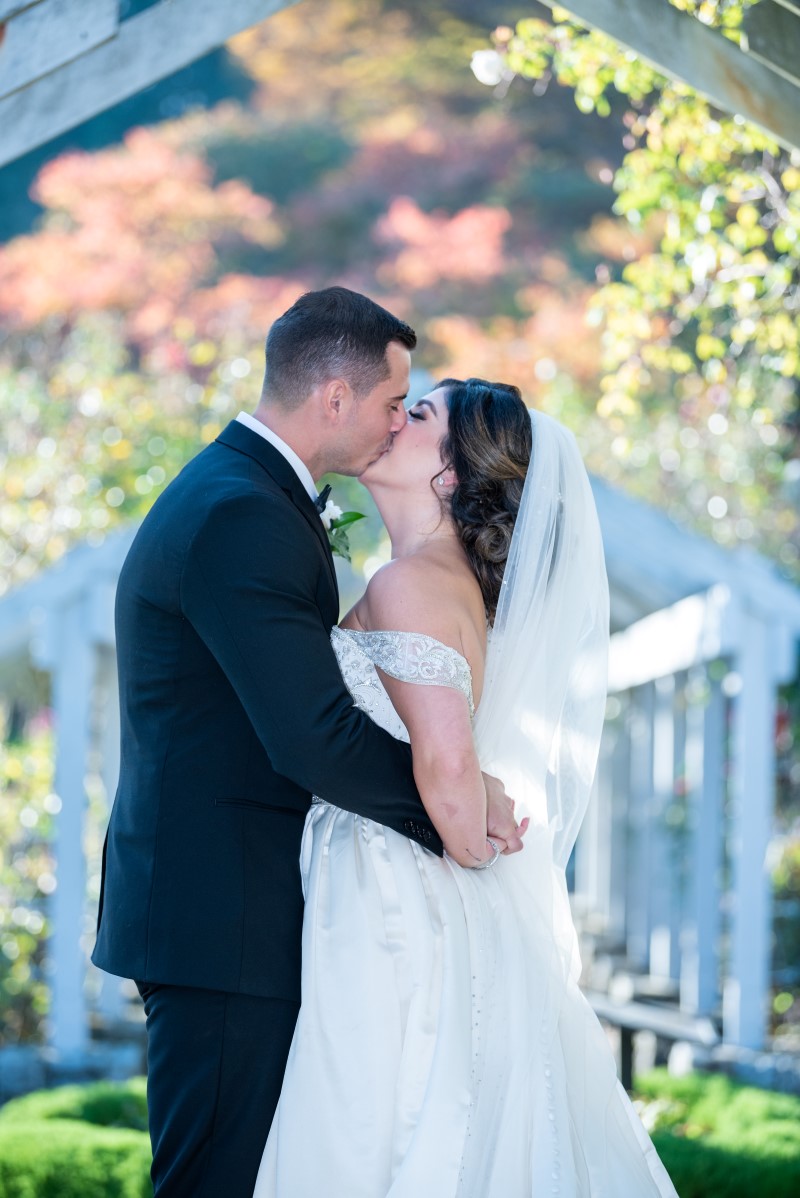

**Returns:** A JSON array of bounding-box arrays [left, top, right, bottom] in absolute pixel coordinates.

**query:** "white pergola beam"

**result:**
[[742, 0, 800, 87], [0, 0, 300, 168], [0, 1, 40, 21], [0, 528, 136, 661], [0, 0, 119, 101], [537, 0, 800, 151], [608, 585, 738, 693]]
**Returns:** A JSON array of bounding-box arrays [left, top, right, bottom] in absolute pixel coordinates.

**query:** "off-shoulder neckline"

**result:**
[[333, 625, 471, 673], [332, 626, 475, 714]]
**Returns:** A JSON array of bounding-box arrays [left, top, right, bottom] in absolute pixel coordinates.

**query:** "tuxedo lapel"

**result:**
[[216, 421, 339, 598]]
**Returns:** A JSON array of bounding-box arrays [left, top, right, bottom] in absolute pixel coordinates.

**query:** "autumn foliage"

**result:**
[[0, 0, 797, 596], [0, 129, 284, 354]]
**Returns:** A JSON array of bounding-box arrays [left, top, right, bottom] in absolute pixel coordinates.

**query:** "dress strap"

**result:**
[[336, 628, 474, 716]]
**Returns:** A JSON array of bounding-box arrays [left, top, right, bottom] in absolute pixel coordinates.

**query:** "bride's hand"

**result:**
[[482, 772, 529, 855]]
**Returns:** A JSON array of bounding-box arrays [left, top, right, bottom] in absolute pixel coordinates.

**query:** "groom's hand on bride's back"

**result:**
[[482, 773, 529, 855]]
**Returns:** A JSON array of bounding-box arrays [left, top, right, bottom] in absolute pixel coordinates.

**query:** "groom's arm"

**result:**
[[181, 491, 443, 855]]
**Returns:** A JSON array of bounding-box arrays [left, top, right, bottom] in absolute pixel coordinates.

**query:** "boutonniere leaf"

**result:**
[[321, 499, 366, 563]]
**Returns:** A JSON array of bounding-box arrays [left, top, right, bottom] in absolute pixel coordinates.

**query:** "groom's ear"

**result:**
[[319, 377, 353, 422]]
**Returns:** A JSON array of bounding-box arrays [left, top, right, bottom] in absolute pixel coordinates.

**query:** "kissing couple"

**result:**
[[93, 287, 678, 1196]]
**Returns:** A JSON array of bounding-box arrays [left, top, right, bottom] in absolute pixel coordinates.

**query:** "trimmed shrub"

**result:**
[[0, 1079, 148, 1131], [2, 1071, 799, 1197], [0, 1079, 151, 1198], [0, 1121, 151, 1198], [635, 1069, 800, 1198]]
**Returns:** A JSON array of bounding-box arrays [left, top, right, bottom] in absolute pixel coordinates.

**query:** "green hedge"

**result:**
[[1, 1071, 799, 1197], [0, 1080, 151, 1198], [0, 1122, 151, 1198], [634, 1070, 800, 1198], [0, 1079, 148, 1131]]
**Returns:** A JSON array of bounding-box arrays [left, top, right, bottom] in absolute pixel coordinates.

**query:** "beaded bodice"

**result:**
[[330, 627, 475, 745]]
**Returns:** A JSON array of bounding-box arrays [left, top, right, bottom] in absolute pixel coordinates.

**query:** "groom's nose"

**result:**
[[390, 405, 408, 434]]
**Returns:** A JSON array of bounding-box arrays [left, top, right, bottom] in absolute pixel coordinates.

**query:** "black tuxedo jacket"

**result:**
[[92, 420, 442, 1002]]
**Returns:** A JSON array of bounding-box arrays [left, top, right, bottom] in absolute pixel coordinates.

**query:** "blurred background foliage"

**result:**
[[492, 0, 799, 572], [0, 710, 54, 1045], [0, 0, 798, 1042]]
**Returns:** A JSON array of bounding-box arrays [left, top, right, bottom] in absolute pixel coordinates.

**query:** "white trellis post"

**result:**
[[91, 643, 126, 1024], [724, 613, 776, 1048], [680, 670, 725, 1016], [671, 673, 689, 971], [573, 778, 598, 912], [608, 719, 631, 945], [38, 594, 96, 1058], [585, 728, 614, 930], [625, 683, 655, 969], [649, 673, 680, 982]]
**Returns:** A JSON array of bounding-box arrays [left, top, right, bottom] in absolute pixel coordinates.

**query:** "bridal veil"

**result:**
[[473, 407, 610, 869]]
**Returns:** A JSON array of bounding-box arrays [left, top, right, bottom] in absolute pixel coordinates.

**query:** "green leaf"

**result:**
[[330, 511, 366, 530], [327, 527, 352, 563]]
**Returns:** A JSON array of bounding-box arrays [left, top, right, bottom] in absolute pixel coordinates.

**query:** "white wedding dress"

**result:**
[[254, 626, 679, 1198]]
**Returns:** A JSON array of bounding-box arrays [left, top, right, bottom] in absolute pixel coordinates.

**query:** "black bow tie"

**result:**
[[314, 484, 332, 514]]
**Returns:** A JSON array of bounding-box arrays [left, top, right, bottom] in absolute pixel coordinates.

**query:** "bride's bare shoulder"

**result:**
[[361, 555, 439, 627], [356, 552, 485, 661]]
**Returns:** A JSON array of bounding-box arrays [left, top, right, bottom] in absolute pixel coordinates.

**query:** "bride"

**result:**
[[255, 377, 678, 1196]]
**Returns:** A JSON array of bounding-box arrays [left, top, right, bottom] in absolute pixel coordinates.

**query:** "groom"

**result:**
[[93, 287, 521, 1197]]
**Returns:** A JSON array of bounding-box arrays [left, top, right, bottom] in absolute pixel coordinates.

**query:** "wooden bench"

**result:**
[[584, 990, 719, 1090]]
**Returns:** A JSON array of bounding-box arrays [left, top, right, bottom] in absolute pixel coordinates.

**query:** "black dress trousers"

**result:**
[[137, 982, 299, 1198]]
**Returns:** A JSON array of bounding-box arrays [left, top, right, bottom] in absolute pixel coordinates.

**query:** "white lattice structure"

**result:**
[[577, 480, 800, 1053], [2, 483, 799, 1059]]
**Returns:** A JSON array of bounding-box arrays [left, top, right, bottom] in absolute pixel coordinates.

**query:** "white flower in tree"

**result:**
[[470, 50, 505, 87]]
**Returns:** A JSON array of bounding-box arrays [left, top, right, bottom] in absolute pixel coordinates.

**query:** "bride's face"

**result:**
[[359, 386, 451, 492]]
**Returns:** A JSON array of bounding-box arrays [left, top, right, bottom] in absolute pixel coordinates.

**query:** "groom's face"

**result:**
[[336, 340, 411, 475]]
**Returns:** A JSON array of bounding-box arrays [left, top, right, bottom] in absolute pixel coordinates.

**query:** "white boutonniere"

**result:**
[[320, 497, 366, 563], [319, 499, 342, 530]]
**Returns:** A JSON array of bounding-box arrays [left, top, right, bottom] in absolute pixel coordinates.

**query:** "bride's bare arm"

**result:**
[[358, 558, 495, 868]]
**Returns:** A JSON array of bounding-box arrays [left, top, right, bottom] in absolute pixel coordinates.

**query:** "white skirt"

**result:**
[[255, 802, 678, 1197]]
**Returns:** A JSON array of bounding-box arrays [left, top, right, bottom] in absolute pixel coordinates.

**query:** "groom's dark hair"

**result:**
[[261, 286, 416, 409]]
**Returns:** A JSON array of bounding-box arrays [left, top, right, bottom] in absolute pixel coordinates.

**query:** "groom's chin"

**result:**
[[358, 455, 384, 483]]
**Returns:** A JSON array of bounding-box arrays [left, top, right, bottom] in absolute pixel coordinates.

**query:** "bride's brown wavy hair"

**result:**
[[437, 377, 533, 623]]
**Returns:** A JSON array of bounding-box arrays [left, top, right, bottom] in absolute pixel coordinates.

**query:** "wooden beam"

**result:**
[[0, 0, 40, 22], [0, 0, 119, 101], [0, 528, 135, 660], [741, 0, 800, 87], [607, 586, 739, 693], [0, 0, 300, 168], [536, 0, 800, 152]]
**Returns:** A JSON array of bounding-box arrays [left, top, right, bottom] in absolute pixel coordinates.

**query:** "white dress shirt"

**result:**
[[235, 411, 318, 503]]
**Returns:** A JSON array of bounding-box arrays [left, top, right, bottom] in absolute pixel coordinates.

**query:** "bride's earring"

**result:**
[[437, 476, 445, 486]]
